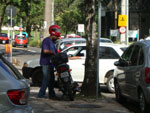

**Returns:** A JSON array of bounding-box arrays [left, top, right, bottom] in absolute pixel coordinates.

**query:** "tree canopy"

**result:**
[[0, 0, 44, 36]]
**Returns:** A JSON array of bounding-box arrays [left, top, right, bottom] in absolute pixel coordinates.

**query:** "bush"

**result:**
[[28, 37, 41, 47]]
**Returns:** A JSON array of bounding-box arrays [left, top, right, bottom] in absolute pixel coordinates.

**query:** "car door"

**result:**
[[65, 46, 86, 82], [99, 46, 120, 84], [125, 45, 143, 98], [116, 45, 134, 95]]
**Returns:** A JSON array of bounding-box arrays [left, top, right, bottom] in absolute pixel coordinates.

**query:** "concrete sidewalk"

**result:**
[[29, 87, 130, 113]]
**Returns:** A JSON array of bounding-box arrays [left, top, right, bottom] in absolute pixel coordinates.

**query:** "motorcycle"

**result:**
[[51, 52, 80, 101]]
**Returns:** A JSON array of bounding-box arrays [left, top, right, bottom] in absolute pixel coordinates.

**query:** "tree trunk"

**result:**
[[81, 0, 99, 96]]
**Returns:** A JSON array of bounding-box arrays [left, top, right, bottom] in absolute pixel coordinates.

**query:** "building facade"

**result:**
[[102, 0, 150, 39]]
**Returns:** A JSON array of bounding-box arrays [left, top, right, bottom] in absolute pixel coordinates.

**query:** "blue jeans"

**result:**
[[38, 65, 55, 97]]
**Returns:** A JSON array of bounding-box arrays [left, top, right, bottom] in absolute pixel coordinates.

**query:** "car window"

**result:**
[[76, 47, 86, 56], [138, 48, 144, 65], [17, 36, 25, 39], [129, 45, 140, 66], [99, 47, 120, 59], [121, 45, 134, 62], [65, 47, 81, 56], [0, 56, 24, 79], [59, 41, 85, 51], [99, 38, 113, 43], [75, 41, 86, 44]]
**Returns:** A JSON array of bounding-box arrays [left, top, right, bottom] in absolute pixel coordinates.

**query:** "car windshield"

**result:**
[[0, 56, 24, 79]]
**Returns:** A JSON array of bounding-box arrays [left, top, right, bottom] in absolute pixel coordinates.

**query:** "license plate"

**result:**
[[60, 71, 69, 78]]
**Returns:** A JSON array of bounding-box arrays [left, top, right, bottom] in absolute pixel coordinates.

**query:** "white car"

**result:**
[[22, 43, 127, 93], [62, 43, 127, 93]]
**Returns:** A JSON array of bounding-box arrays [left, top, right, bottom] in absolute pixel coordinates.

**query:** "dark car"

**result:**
[[0, 52, 33, 113], [114, 40, 150, 113], [0, 33, 9, 44], [13, 35, 28, 48]]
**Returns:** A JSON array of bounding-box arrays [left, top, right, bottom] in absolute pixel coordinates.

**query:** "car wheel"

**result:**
[[115, 81, 125, 103], [139, 90, 150, 113], [106, 72, 115, 93], [32, 68, 43, 86]]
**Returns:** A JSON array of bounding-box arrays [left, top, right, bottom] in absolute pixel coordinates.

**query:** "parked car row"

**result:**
[[0, 33, 28, 48]]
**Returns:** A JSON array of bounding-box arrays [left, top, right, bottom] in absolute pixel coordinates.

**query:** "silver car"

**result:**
[[114, 40, 150, 113], [0, 52, 33, 113]]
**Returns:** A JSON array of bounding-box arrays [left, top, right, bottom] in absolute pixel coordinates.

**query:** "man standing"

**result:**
[[37, 25, 61, 99]]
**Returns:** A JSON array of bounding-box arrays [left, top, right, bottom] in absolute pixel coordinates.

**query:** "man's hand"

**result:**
[[69, 56, 81, 60]]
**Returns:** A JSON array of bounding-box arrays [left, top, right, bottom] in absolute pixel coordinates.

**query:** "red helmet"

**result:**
[[49, 25, 61, 37]]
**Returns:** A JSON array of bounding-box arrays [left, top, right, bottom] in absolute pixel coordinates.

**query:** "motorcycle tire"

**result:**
[[67, 84, 74, 101]]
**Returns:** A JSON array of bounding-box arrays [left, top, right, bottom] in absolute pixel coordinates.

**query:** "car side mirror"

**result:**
[[114, 61, 120, 66], [114, 59, 128, 67]]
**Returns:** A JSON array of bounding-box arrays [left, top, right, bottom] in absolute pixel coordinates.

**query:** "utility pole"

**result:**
[[43, 0, 54, 40], [120, 0, 126, 44], [120, 0, 129, 45]]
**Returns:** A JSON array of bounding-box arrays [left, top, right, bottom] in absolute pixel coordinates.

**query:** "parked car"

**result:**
[[0, 33, 9, 44], [13, 35, 28, 48], [22, 43, 127, 93], [113, 40, 150, 113], [0, 52, 33, 113], [55, 38, 86, 52], [99, 38, 113, 43]]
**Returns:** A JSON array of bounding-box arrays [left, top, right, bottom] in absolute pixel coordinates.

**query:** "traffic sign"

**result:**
[[6, 6, 17, 17], [78, 24, 84, 32], [119, 27, 126, 34], [118, 15, 127, 27]]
